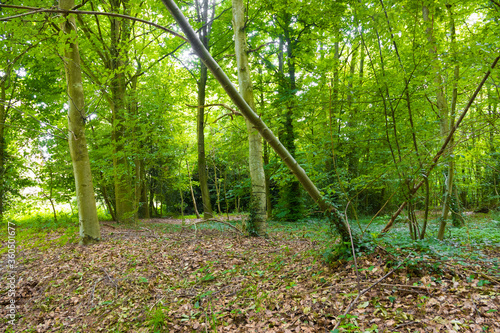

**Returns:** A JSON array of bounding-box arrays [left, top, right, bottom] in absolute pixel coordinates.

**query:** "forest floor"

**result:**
[[0, 215, 499, 332]]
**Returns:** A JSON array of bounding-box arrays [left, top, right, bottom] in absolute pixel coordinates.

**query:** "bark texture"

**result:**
[[232, 0, 267, 236], [60, 0, 100, 244]]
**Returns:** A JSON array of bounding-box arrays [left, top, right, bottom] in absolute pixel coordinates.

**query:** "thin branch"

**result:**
[[217, 41, 277, 62], [0, 4, 187, 41], [186, 103, 243, 122], [332, 255, 410, 331], [186, 218, 244, 235], [186, 103, 240, 114], [172, 54, 198, 82], [137, 41, 188, 79], [0, 101, 68, 140]]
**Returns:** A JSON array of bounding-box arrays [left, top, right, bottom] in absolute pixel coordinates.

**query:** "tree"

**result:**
[[232, 0, 267, 236], [161, 0, 352, 243], [194, 0, 216, 219], [59, 0, 100, 244]]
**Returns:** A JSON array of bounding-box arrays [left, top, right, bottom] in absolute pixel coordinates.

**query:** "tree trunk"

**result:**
[[263, 140, 272, 218], [140, 163, 150, 218], [196, 0, 214, 219], [213, 159, 222, 215], [280, 19, 302, 222], [197, 64, 213, 218], [423, 5, 452, 240], [110, 0, 135, 224], [131, 74, 142, 221], [162, 0, 351, 243], [186, 160, 200, 218], [149, 185, 155, 217], [260, 66, 272, 219], [60, 0, 100, 244], [446, 4, 464, 227], [101, 183, 117, 221], [232, 0, 267, 236]]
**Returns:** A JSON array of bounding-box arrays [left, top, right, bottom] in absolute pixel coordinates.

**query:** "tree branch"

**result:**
[[186, 103, 243, 122], [0, 4, 187, 41]]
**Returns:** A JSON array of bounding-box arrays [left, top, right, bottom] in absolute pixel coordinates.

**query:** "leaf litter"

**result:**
[[1, 222, 499, 332]]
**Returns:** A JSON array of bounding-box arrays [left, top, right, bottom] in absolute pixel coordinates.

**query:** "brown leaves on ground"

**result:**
[[0, 223, 499, 332]]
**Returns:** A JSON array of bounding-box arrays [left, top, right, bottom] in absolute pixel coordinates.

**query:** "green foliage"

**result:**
[[146, 305, 170, 332], [9, 211, 77, 231], [359, 215, 500, 272]]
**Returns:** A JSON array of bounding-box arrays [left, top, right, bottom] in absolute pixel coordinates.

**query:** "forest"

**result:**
[[0, 0, 499, 331]]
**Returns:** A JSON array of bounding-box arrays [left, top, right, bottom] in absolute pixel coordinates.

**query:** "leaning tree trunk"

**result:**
[[232, 0, 267, 236], [60, 0, 100, 244], [161, 0, 351, 243]]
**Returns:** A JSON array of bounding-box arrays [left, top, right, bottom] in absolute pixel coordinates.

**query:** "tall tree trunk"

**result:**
[[196, 0, 214, 219], [258, 66, 272, 219], [149, 185, 155, 217], [263, 140, 272, 218], [423, 5, 452, 240], [232, 0, 267, 236], [446, 4, 464, 227], [60, 0, 100, 244], [346, 42, 359, 215], [110, 0, 135, 224], [277, 15, 302, 222], [131, 74, 142, 221], [197, 64, 213, 218]]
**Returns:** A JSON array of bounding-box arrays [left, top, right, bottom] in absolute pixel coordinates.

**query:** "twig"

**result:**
[[185, 103, 243, 123], [141, 227, 160, 239], [101, 268, 118, 296], [89, 277, 103, 308], [332, 254, 410, 331], [149, 295, 166, 311], [471, 295, 482, 316], [344, 203, 360, 291], [0, 101, 68, 140], [186, 219, 244, 235], [395, 321, 417, 329]]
